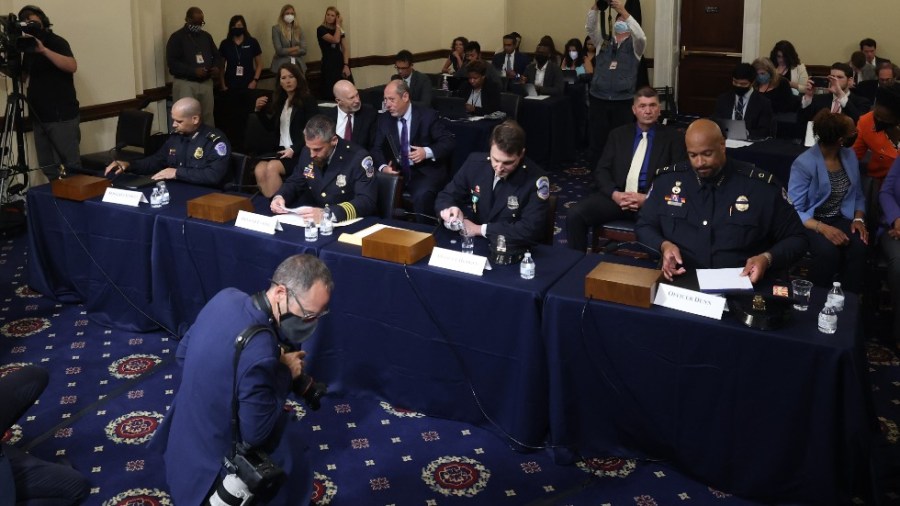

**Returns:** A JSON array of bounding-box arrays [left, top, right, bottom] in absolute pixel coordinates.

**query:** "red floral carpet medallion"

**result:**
[[1, 317, 50, 338], [14, 285, 42, 298], [380, 400, 425, 418], [421, 455, 490, 497], [108, 354, 163, 379], [105, 411, 164, 445], [284, 399, 308, 421], [2, 424, 22, 444], [102, 488, 172, 506], [868, 342, 900, 366], [576, 457, 637, 478], [880, 416, 899, 444], [311, 471, 338, 504], [0, 362, 32, 377]]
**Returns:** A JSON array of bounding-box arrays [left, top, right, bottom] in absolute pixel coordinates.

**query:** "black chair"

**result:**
[[359, 85, 386, 112], [500, 92, 521, 121], [80, 109, 154, 174], [375, 171, 401, 219], [653, 85, 677, 119], [540, 195, 558, 246], [223, 152, 253, 193], [591, 219, 649, 258]]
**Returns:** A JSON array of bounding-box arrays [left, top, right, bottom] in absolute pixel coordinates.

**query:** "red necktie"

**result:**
[[344, 114, 353, 141]]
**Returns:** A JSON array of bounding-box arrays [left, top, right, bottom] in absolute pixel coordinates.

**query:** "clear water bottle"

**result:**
[[520, 251, 535, 279], [149, 187, 162, 208], [320, 205, 334, 236], [157, 181, 170, 205], [817, 303, 837, 334], [304, 219, 318, 242], [826, 282, 844, 312], [441, 75, 449, 91]]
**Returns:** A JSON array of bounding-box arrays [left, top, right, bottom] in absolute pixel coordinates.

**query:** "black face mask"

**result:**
[[874, 119, 898, 132], [535, 55, 548, 67], [842, 134, 858, 148], [229, 27, 246, 38], [278, 309, 318, 345], [733, 86, 750, 97]]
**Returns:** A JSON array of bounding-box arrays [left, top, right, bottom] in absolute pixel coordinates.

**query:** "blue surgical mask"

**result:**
[[757, 73, 771, 85], [613, 21, 629, 34]]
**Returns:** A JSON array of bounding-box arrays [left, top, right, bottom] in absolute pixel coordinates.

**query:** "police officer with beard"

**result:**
[[636, 119, 807, 283], [105, 97, 231, 188], [270, 114, 376, 223]]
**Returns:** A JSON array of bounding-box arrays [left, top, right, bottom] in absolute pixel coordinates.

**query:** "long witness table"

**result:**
[[306, 226, 584, 448], [541, 256, 874, 504]]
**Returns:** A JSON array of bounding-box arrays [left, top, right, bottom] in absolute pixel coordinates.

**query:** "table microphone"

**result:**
[[391, 208, 440, 223]]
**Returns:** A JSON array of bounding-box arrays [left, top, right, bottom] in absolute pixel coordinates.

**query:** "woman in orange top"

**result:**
[[853, 104, 900, 181]]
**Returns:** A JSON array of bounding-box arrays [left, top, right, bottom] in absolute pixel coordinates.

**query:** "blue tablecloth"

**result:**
[[542, 256, 873, 504], [305, 226, 583, 447]]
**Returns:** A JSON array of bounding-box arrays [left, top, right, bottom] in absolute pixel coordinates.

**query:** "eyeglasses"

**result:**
[[288, 288, 329, 322]]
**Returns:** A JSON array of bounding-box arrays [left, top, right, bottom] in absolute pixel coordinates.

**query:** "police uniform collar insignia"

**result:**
[[471, 187, 480, 214], [735, 195, 749, 212], [193, 147, 203, 159], [336, 174, 347, 188]]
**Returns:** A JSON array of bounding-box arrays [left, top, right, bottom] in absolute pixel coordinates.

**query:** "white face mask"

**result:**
[[569, 51, 579, 61], [283, 14, 295, 24]]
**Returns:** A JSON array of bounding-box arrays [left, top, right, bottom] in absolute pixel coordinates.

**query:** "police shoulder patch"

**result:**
[[214, 142, 228, 156], [536, 176, 550, 200], [361, 156, 374, 178]]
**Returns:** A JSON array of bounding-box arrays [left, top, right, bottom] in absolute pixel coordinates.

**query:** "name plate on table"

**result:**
[[234, 210, 283, 235], [102, 187, 148, 207], [585, 262, 660, 308], [361, 228, 435, 264], [187, 193, 254, 223], [428, 247, 488, 276], [654, 283, 726, 319], [51, 174, 110, 201]]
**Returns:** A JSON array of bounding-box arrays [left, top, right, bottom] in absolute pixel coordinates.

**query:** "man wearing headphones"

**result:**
[[152, 254, 332, 504], [19, 5, 81, 180]]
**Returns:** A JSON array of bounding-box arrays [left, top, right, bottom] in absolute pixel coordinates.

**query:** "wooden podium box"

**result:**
[[50, 175, 111, 201], [585, 261, 660, 308], [362, 228, 435, 264], [186, 193, 254, 223]]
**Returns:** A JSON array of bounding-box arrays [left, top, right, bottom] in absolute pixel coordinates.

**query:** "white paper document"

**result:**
[[696, 268, 753, 291], [337, 223, 398, 246], [725, 139, 753, 148], [523, 95, 550, 100]]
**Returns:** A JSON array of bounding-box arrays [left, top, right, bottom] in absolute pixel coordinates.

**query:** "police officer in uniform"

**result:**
[[105, 97, 230, 187], [636, 119, 807, 283], [270, 114, 376, 223], [436, 120, 550, 244]]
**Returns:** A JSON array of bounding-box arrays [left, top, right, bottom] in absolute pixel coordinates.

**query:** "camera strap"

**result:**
[[230, 324, 272, 460]]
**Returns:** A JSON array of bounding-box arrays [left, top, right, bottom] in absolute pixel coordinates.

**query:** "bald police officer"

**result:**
[[636, 119, 807, 283], [436, 120, 550, 244], [270, 114, 376, 223], [105, 97, 230, 187]]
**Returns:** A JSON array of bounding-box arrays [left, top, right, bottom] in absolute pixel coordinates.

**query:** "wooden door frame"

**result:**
[[653, 0, 762, 92]]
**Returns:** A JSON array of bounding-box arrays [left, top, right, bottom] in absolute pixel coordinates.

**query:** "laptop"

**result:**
[[432, 96, 469, 120], [717, 118, 750, 141], [561, 70, 578, 85], [109, 172, 156, 190]]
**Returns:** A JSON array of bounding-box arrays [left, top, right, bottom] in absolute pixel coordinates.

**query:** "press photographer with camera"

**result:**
[[18, 5, 81, 180], [152, 254, 332, 505]]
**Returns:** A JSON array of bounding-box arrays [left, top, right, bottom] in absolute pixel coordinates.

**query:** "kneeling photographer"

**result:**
[[152, 254, 332, 505]]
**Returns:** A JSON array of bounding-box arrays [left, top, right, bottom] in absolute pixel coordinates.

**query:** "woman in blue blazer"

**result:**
[[788, 110, 868, 292]]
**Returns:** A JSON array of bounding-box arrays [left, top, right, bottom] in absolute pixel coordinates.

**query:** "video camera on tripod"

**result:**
[[0, 13, 40, 76]]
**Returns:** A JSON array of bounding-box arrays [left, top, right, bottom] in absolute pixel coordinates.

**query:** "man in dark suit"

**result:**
[[329, 80, 377, 151], [713, 62, 775, 139], [860, 38, 890, 82], [373, 79, 456, 220], [455, 41, 503, 89], [393, 49, 433, 108], [566, 87, 686, 251], [491, 33, 529, 81], [798, 62, 871, 125], [520, 41, 565, 96]]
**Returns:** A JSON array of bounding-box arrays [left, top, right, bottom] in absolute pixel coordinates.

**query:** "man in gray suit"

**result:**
[[393, 50, 433, 108]]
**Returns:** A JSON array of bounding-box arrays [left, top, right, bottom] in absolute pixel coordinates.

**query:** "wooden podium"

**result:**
[[50, 175, 111, 201], [585, 261, 660, 308], [186, 193, 254, 223], [362, 228, 435, 264]]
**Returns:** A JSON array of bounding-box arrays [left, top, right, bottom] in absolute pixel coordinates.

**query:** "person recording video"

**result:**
[[18, 5, 81, 181], [151, 254, 332, 505]]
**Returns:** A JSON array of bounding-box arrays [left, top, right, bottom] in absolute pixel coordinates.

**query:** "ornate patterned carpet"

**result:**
[[1, 158, 898, 504]]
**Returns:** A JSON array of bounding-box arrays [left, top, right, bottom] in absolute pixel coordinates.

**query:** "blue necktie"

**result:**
[[399, 117, 410, 179]]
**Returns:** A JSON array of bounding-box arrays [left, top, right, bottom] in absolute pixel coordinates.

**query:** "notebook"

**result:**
[[110, 173, 156, 190]]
